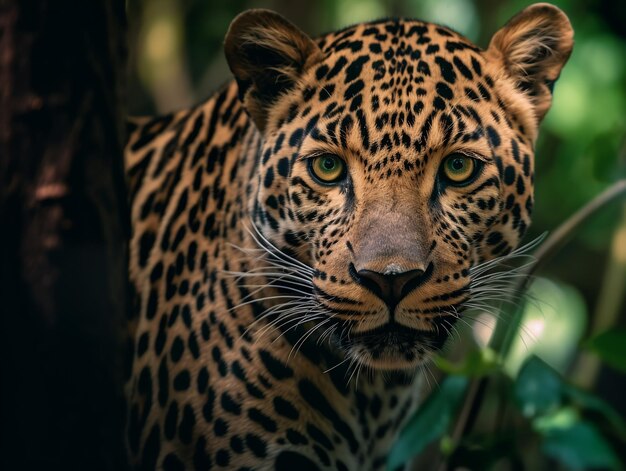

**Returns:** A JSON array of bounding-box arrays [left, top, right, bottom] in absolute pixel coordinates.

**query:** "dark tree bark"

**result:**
[[0, 1, 130, 469]]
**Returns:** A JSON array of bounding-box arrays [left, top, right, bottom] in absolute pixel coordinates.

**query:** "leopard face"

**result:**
[[225, 5, 573, 370]]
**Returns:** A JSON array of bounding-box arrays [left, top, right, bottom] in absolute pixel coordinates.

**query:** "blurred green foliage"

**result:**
[[127, 0, 626, 468]]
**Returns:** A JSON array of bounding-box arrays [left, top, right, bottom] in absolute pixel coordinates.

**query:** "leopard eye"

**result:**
[[441, 153, 477, 184], [308, 154, 346, 184]]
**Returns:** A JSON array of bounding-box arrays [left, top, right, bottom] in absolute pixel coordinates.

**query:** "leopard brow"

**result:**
[[456, 150, 492, 163], [297, 150, 344, 162]]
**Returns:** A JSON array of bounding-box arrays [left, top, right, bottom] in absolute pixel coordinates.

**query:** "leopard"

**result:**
[[124, 3, 573, 469]]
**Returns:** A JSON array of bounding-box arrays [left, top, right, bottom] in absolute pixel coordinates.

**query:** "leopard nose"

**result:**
[[351, 264, 432, 312]]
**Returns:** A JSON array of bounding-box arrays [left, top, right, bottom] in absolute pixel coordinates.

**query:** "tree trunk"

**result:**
[[0, 1, 129, 469]]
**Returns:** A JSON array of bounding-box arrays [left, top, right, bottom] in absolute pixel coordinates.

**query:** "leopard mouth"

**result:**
[[333, 320, 452, 370]]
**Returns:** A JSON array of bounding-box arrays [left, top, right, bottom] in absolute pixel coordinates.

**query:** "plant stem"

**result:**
[[572, 202, 626, 388]]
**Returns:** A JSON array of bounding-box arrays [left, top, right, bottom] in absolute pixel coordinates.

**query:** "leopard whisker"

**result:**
[[242, 300, 317, 337], [243, 223, 315, 274]]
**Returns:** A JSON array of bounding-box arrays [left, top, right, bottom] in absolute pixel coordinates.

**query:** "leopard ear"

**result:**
[[487, 3, 573, 122], [224, 9, 323, 132]]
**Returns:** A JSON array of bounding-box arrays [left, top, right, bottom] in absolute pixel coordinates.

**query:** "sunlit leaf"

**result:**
[[387, 375, 468, 470], [586, 329, 626, 374], [533, 406, 579, 433], [505, 279, 587, 376], [435, 348, 499, 377], [515, 356, 562, 417], [542, 420, 622, 471]]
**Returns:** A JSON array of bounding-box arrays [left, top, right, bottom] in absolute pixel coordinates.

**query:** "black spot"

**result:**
[[164, 401, 178, 440], [197, 367, 209, 393], [315, 64, 329, 80], [345, 55, 369, 82], [277, 157, 290, 177], [215, 449, 230, 467], [344, 79, 364, 101], [214, 418, 228, 436], [426, 44, 440, 54], [275, 451, 320, 471], [435, 57, 456, 83], [478, 82, 491, 101], [503, 165, 516, 185], [286, 428, 309, 445], [137, 331, 149, 357], [264, 167, 274, 188], [193, 437, 212, 470], [179, 404, 196, 444], [171, 336, 184, 362], [158, 357, 169, 407], [453, 56, 473, 79], [173, 370, 190, 391], [201, 320, 210, 340], [289, 128, 303, 148], [140, 424, 160, 471], [245, 433, 268, 458], [486, 126, 501, 147], [433, 96, 446, 110], [248, 407, 277, 432], [487, 231, 503, 246], [336, 459, 349, 471], [326, 56, 348, 80], [319, 84, 335, 101], [155, 314, 167, 355], [146, 289, 158, 320], [471, 56, 482, 75], [150, 261, 164, 282], [202, 387, 215, 423], [436, 82, 453, 100], [307, 423, 334, 450], [370, 395, 382, 418], [516, 175, 526, 195], [230, 435, 244, 454], [221, 391, 241, 415], [139, 230, 156, 267], [188, 331, 200, 359], [273, 396, 299, 420], [259, 350, 293, 380], [163, 453, 185, 471]]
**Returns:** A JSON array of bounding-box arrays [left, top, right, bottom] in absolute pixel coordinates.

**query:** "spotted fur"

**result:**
[[125, 4, 573, 469]]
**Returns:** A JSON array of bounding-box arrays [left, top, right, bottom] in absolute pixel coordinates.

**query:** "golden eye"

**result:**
[[309, 154, 346, 184], [442, 154, 476, 184]]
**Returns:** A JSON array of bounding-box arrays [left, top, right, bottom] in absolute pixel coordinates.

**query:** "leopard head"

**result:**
[[225, 4, 573, 369]]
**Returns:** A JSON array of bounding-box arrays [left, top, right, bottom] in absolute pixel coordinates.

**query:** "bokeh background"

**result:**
[[126, 0, 626, 466]]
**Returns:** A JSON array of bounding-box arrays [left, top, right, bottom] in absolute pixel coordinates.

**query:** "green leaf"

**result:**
[[534, 407, 579, 433], [435, 348, 500, 377], [387, 375, 468, 470], [447, 432, 521, 470], [515, 356, 563, 417], [563, 384, 626, 439], [586, 329, 626, 374], [542, 420, 622, 471]]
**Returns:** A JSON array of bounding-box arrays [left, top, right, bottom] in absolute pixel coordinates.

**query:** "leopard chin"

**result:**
[[331, 320, 451, 371]]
